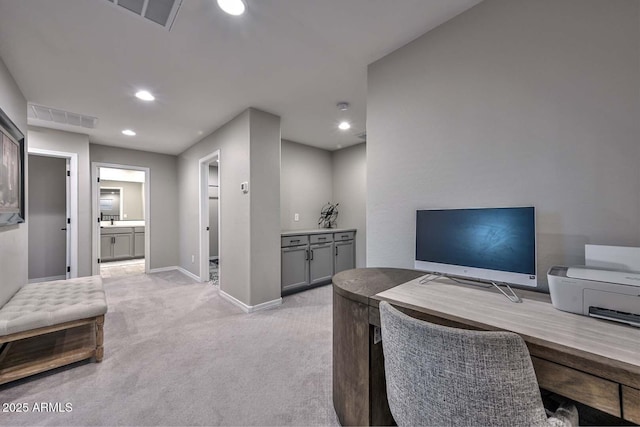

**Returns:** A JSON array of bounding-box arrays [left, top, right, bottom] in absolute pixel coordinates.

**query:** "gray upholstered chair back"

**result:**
[[379, 301, 577, 427]]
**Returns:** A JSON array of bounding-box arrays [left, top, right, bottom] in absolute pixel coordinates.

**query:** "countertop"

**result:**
[[100, 221, 145, 228], [281, 228, 356, 236]]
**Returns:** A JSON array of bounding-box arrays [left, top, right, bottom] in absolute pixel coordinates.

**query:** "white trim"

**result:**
[[28, 147, 78, 279], [28, 275, 66, 284], [199, 150, 220, 282], [219, 290, 283, 313], [147, 265, 203, 282], [177, 266, 201, 281], [92, 162, 150, 276]]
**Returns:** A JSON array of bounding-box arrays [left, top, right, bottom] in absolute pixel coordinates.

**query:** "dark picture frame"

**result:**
[[0, 106, 25, 226]]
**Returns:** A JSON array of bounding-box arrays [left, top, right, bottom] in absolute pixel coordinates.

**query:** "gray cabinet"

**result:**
[[100, 226, 145, 261], [281, 235, 310, 292], [334, 232, 355, 274], [281, 229, 356, 295], [134, 231, 145, 257], [309, 242, 334, 285], [101, 232, 133, 261]]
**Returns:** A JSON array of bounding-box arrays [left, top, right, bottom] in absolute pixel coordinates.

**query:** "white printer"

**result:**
[[547, 266, 640, 327]]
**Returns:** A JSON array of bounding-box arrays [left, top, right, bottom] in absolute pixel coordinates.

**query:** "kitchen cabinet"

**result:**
[[281, 229, 356, 295]]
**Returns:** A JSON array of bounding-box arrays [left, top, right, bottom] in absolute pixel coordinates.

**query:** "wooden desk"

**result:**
[[332, 268, 640, 426]]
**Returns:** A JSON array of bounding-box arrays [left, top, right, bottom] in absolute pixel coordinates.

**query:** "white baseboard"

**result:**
[[28, 275, 66, 284], [148, 266, 202, 282], [219, 290, 282, 313]]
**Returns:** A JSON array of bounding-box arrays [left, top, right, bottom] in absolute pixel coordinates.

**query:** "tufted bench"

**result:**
[[0, 276, 107, 385]]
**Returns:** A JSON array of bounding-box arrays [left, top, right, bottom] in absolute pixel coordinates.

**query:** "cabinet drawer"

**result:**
[[281, 235, 308, 247], [310, 233, 333, 244], [134, 226, 145, 233], [334, 231, 354, 241], [531, 357, 621, 417], [623, 386, 640, 424]]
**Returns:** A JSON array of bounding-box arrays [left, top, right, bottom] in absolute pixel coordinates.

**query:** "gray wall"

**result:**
[[208, 165, 218, 258], [367, 0, 640, 291], [28, 155, 66, 280], [248, 110, 281, 306], [178, 108, 281, 307], [0, 57, 27, 307], [100, 179, 144, 220], [332, 143, 366, 268], [280, 139, 332, 230], [28, 126, 92, 276], [90, 144, 179, 270]]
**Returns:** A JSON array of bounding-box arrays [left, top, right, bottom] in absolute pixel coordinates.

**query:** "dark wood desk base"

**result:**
[[332, 268, 640, 426]]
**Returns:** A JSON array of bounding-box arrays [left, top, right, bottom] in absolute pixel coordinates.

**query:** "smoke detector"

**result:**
[[337, 102, 350, 111]]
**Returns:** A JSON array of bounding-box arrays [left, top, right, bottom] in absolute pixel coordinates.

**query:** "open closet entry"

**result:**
[[208, 163, 219, 284]]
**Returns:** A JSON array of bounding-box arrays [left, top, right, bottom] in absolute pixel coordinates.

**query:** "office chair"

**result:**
[[379, 301, 578, 427]]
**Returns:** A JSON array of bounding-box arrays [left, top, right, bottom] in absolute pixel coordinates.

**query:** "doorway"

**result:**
[[27, 148, 78, 282], [199, 151, 220, 284], [92, 163, 150, 277]]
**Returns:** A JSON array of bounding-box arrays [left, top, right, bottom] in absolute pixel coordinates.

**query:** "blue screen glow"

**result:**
[[416, 207, 536, 275]]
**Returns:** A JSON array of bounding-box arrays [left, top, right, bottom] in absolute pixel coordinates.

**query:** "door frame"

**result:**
[[28, 147, 78, 279], [198, 150, 220, 282], [91, 162, 150, 275]]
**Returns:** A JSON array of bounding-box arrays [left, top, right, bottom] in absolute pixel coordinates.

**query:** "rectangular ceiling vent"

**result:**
[[106, 0, 183, 31], [28, 104, 99, 129]]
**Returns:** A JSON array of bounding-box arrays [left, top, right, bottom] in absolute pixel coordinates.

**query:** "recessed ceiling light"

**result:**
[[338, 121, 351, 131], [217, 0, 245, 16], [122, 129, 136, 136], [135, 90, 155, 101]]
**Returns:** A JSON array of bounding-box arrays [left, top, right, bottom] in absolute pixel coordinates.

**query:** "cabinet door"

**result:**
[[134, 232, 145, 257], [281, 245, 310, 292], [335, 241, 355, 274], [112, 234, 133, 260], [100, 235, 114, 261], [310, 243, 334, 285]]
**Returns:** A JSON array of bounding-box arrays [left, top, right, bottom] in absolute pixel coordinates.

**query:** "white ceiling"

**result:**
[[0, 0, 481, 155]]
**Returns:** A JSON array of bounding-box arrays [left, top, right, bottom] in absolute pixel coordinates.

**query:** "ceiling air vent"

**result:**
[[106, 0, 183, 30], [28, 104, 98, 129]]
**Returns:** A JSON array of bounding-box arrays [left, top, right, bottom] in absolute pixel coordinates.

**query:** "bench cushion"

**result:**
[[0, 276, 107, 336]]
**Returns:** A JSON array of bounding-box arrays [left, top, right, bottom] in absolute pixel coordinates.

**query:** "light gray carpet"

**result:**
[[0, 271, 339, 426]]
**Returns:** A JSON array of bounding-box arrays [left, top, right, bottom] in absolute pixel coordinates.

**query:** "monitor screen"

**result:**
[[415, 207, 537, 287]]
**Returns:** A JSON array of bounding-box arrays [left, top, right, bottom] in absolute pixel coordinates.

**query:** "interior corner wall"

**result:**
[[367, 0, 640, 291], [280, 139, 332, 230], [178, 110, 251, 304], [28, 126, 92, 276], [0, 57, 27, 307], [249, 109, 281, 306], [332, 143, 367, 268], [90, 144, 179, 270]]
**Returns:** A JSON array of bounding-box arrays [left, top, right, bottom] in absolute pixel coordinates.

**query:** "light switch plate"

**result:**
[[241, 182, 249, 193], [294, 213, 299, 221]]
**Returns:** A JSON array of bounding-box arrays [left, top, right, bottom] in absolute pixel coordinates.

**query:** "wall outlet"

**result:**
[[294, 213, 299, 222], [123, 213, 127, 218], [191, 255, 195, 263]]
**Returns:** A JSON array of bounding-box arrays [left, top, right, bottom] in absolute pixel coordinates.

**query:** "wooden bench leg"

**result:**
[[95, 315, 104, 362]]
